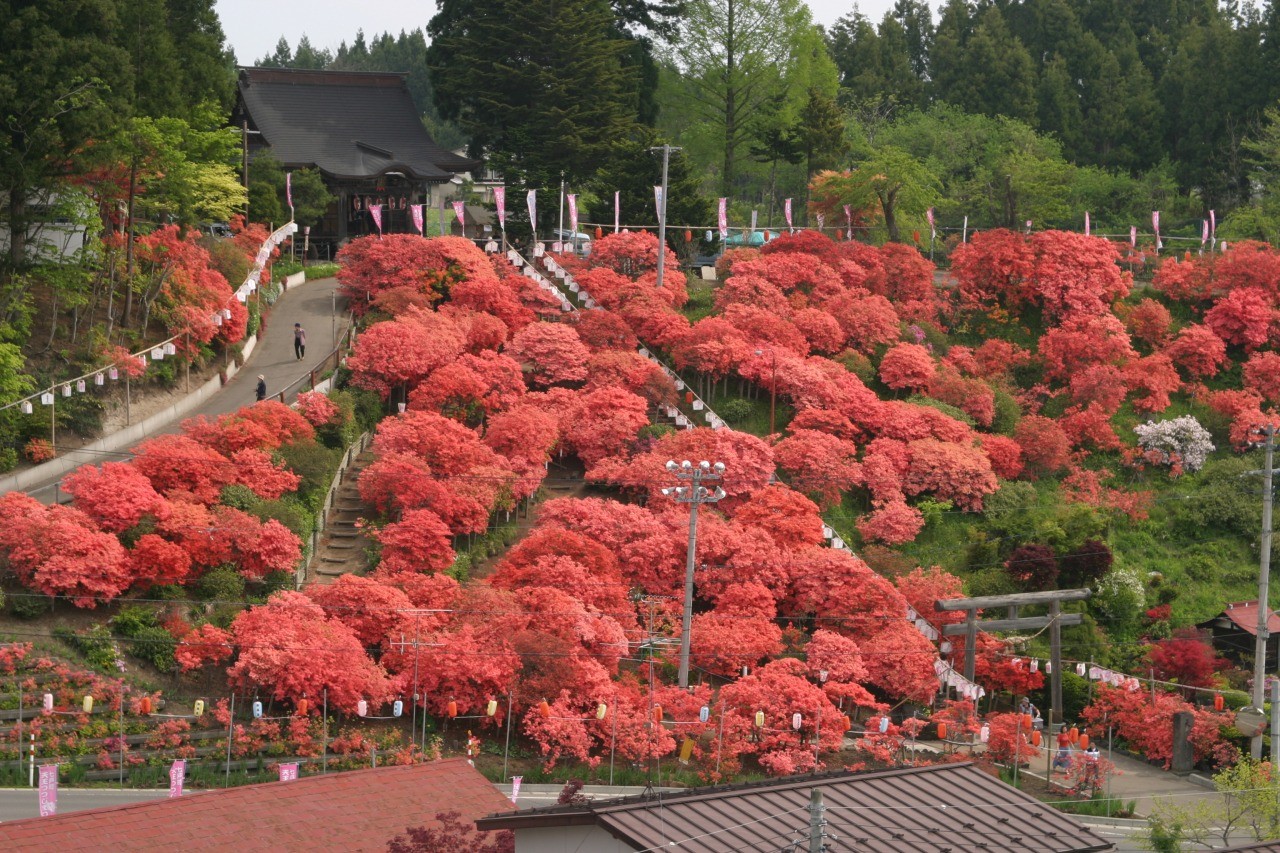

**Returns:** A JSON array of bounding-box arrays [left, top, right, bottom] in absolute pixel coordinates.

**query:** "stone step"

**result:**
[[321, 554, 352, 564], [329, 528, 360, 539], [316, 565, 356, 577], [326, 538, 359, 550]]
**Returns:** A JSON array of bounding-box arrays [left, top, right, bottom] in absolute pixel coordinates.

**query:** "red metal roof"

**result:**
[[0, 758, 513, 852], [480, 763, 1112, 852], [1217, 601, 1280, 636]]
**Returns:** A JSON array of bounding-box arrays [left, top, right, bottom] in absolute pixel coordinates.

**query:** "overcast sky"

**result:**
[[214, 0, 926, 67]]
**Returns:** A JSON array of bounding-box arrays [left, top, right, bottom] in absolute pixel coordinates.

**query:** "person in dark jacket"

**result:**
[[255, 374, 266, 402], [293, 323, 306, 360]]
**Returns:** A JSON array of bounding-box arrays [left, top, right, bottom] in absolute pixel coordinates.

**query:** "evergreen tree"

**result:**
[[952, 6, 1037, 124], [589, 128, 712, 242], [892, 0, 934, 79], [799, 88, 847, 180]]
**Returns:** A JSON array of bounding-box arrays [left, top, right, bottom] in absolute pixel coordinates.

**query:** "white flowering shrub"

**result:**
[[1134, 415, 1215, 473], [1093, 567, 1145, 622]]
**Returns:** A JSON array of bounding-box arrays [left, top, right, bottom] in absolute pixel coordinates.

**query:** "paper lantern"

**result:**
[[83, 695, 94, 714], [936, 722, 948, 740], [1078, 733, 1089, 750], [20, 401, 32, 414], [296, 699, 309, 716], [879, 716, 890, 733], [222, 308, 232, 320], [596, 703, 608, 720], [837, 229, 844, 240], [1069, 726, 1080, 744], [61, 384, 71, 397], [193, 700, 205, 717], [792, 713, 803, 730], [139, 697, 152, 715], [253, 701, 263, 719], [979, 724, 990, 743], [699, 706, 710, 723], [109, 367, 119, 381], [94, 373, 104, 386], [653, 705, 663, 724], [43, 693, 53, 712], [487, 700, 499, 717], [1076, 663, 1087, 677], [684, 229, 692, 242], [764, 231, 771, 241], [913, 229, 921, 244], [447, 700, 458, 718], [357, 699, 368, 717], [75, 379, 85, 393], [163, 341, 177, 356], [538, 699, 551, 718], [595, 227, 603, 239], [1031, 730, 1042, 747], [1214, 694, 1225, 711], [684, 391, 694, 404], [151, 347, 164, 361], [754, 710, 765, 728], [393, 701, 403, 718], [841, 716, 851, 732]]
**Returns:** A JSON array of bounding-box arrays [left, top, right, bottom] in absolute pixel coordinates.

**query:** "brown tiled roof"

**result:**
[[0, 758, 513, 852], [236, 67, 480, 182], [479, 762, 1113, 852]]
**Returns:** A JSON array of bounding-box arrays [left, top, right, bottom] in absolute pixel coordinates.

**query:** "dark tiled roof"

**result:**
[[0, 758, 513, 852], [1221, 842, 1280, 852], [237, 67, 479, 182], [479, 763, 1113, 852]]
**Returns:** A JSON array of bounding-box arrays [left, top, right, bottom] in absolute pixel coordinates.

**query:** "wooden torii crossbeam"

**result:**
[[936, 588, 1092, 726]]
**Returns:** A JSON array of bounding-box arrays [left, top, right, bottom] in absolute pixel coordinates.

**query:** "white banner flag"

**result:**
[[718, 197, 728, 239], [568, 194, 578, 235], [494, 186, 506, 230], [784, 198, 793, 231], [526, 190, 537, 238], [614, 190, 620, 233]]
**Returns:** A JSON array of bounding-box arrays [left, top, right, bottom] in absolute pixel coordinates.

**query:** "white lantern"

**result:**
[[357, 699, 368, 717], [94, 373, 104, 386], [792, 713, 803, 730], [222, 308, 232, 320], [20, 401, 32, 414], [151, 347, 163, 361], [237, 291, 247, 303], [43, 693, 53, 712], [533, 243, 545, 257], [979, 724, 990, 743], [61, 384, 71, 397], [692, 400, 704, 411], [163, 341, 177, 356], [137, 356, 148, 370], [76, 379, 86, 393], [109, 367, 119, 381], [552, 241, 563, 253], [214, 314, 223, 326]]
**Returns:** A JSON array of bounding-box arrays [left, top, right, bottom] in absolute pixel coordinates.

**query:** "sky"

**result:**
[[214, 0, 917, 67]]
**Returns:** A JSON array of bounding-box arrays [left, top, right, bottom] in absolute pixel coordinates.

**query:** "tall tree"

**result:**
[[428, 0, 638, 188]]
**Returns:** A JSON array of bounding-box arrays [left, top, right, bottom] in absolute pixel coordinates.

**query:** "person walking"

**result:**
[[255, 374, 267, 402], [293, 323, 307, 360]]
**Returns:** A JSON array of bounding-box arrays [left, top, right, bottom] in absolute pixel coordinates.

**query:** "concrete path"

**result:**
[[10, 277, 348, 504]]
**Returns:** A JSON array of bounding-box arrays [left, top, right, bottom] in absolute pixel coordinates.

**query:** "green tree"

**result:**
[[428, 0, 638, 189], [798, 88, 847, 180], [0, 0, 130, 267], [589, 128, 712, 250], [1146, 759, 1280, 849], [288, 169, 335, 229], [815, 146, 939, 242]]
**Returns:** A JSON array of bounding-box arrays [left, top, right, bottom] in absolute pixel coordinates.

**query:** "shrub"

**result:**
[[196, 566, 246, 602], [129, 626, 178, 673], [23, 437, 54, 463], [276, 439, 341, 509], [9, 593, 50, 619], [719, 399, 754, 423], [55, 624, 119, 672], [111, 605, 160, 638], [1134, 415, 1215, 474]]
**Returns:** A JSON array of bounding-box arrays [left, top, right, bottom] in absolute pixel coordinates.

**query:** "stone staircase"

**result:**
[[311, 448, 375, 582]]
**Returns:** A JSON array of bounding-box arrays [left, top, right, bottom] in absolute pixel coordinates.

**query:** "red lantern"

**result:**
[[936, 722, 948, 740], [653, 705, 663, 724], [1214, 694, 1225, 711], [685, 391, 695, 404], [841, 715, 851, 732], [1185, 250, 1192, 261], [595, 226, 603, 240], [447, 700, 458, 718], [913, 229, 921, 244], [296, 698, 309, 716], [1078, 733, 1090, 750], [139, 697, 152, 715], [764, 230, 771, 241], [1030, 730, 1042, 747], [684, 229, 692, 243], [1022, 713, 1033, 731], [1069, 726, 1080, 744], [538, 699, 551, 718], [836, 229, 844, 240]]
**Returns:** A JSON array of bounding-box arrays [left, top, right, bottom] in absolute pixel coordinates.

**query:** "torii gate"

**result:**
[[936, 588, 1092, 727]]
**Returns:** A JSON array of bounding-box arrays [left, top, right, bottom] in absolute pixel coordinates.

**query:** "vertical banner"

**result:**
[[654, 186, 663, 218], [1210, 209, 1217, 238], [278, 763, 299, 782], [286, 172, 293, 210], [368, 204, 383, 236], [1202, 219, 1209, 247], [1025, 219, 1033, 233], [526, 190, 537, 238], [453, 200, 467, 238], [410, 204, 424, 235], [926, 207, 936, 241], [816, 212, 825, 232], [751, 209, 758, 233], [784, 198, 793, 232], [510, 775, 523, 805], [1152, 210, 1161, 252], [38, 765, 57, 817], [962, 215, 968, 243], [1130, 225, 1137, 248], [717, 197, 728, 239], [568, 194, 578, 236], [168, 759, 186, 798], [614, 190, 620, 233], [844, 204, 852, 240], [1084, 211, 1090, 236], [494, 186, 506, 231]]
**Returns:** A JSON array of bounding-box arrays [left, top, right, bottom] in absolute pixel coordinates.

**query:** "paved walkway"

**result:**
[[13, 276, 348, 503]]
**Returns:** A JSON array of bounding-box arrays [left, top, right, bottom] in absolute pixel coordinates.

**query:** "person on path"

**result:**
[[255, 374, 267, 402], [1053, 727, 1073, 772], [294, 323, 306, 360]]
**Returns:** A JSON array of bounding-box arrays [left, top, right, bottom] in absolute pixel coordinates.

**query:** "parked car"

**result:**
[[203, 222, 232, 239], [552, 228, 592, 256]]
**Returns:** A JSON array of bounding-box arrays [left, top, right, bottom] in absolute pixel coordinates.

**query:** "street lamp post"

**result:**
[[754, 348, 778, 435], [663, 459, 726, 688]]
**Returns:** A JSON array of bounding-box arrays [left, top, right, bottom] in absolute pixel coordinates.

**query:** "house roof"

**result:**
[[236, 67, 480, 183], [0, 758, 513, 852], [478, 762, 1113, 852], [1203, 601, 1280, 636], [1219, 842, 1280, 852]]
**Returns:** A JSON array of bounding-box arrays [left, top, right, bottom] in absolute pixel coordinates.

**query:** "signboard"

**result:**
[[1236, 707, 1268, 738]]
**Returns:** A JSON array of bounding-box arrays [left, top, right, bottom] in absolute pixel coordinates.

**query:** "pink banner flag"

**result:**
[[368, 204, 383, 235], [926, 207, 935, 239], [278, 763, 299, 782], [717, 197, 728, 239], [568, 194, 578, 235], [38, 765, 57, 817], [526, 190, 537, 237], [1025, 219, 1033, 233], [1202, 219, 1209, 246], [1084, 211, 1090, 236], [1152, 210, 1161, 250], [169, 759, 186, 798], [1210, 209, 1216, 237], [410, 204, 424, 235], [510, 775, 522, 805], [453, 200, 466, 227], [1130, 225, 1137, 248], [844, 204, 852, 239], [784, 198, 793, 231], [286, 173, 293, 210], [494, 186, 506, 230], [614, 190, 620, 233]]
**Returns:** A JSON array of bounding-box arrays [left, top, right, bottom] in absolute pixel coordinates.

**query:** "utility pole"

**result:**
[[664, 459, 726, 688], [558, 174, 565, 247], [808, 788, 826, 852], [649, 145, 681, 289], [1251, 426, 1276, 760]]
